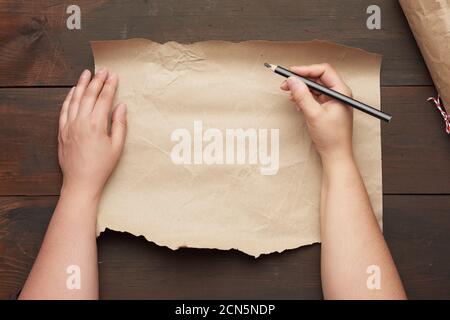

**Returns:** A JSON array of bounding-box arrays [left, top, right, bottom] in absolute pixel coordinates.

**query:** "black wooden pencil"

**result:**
[[264, 63, 392, 122]]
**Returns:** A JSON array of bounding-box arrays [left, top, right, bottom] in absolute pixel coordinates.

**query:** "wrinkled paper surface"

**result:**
[[92, 39, 382, 257], [400, 0, 450, 112]]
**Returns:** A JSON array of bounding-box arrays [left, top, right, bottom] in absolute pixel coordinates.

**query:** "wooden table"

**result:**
[[1, 0, 449, 300]]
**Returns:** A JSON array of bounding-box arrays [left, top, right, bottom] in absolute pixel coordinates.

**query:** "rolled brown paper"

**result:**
[[399, 0, 450, 113]]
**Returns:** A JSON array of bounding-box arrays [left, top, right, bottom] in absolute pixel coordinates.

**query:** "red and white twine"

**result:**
[[427, 96, 450, 134]]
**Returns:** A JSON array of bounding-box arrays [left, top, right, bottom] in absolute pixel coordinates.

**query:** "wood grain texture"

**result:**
[[0, 0, 431, 86], [0, 0, 449, 301], [0, 197, 55, 299], [381, 86, 450, 194], [384, 195, 450, 300], [0, 88, 61, 195], [1, 195, 449, 299], [1, 86, 449, 196]]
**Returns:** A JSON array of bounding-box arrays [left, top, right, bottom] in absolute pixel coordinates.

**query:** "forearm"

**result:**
[[320, 155, 406, 299], [19, 186, 99, 300]]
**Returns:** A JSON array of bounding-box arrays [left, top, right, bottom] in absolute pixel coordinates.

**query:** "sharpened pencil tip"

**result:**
[[264, 63, 271, 68]]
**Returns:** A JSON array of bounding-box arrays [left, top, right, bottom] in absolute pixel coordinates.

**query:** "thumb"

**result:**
[[287, 77, 321, 119], [111, 103, 127, 150]]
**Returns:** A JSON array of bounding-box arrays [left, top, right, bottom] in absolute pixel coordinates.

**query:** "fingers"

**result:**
[[77, 68, 109, 117], [290, 64, 351, 96], [281, 77, 326, 102], [281, 78, 323, 91], [286, 77, 321, 119], [92, 73, 118, 130], [59, 86, 75, 130], [111, 103, 127, 151], [67, 69, 92, 121]]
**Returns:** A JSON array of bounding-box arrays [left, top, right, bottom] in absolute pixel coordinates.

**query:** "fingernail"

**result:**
[[96, 68, 106, 75], [118, 103, 127, 116], [108, 73, 117, 81], [81, 69, 90, 78], [287, 76, 298, 86]]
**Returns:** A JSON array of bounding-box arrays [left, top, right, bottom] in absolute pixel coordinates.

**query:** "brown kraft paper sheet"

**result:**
[[91, 39, 383, 257]]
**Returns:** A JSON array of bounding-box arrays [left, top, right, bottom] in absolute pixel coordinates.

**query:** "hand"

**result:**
[[281, 63, 353, 164], [58, 69, 127, 199]]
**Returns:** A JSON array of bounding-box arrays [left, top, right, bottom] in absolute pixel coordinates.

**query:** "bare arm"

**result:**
[[19, 69, 127, 299], [282, 64, 406, 299]]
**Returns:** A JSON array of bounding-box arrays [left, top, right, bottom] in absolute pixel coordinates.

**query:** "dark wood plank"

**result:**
[[1, 86, 449, 196], [0, 0, 430, 87], [384, 195, 450, 300], [0, 196, 55, 299], [1, 195, 449, 299], [98, 231, 322, 299], [382, 86, 450, 194], [0, 88, 61, 195]]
